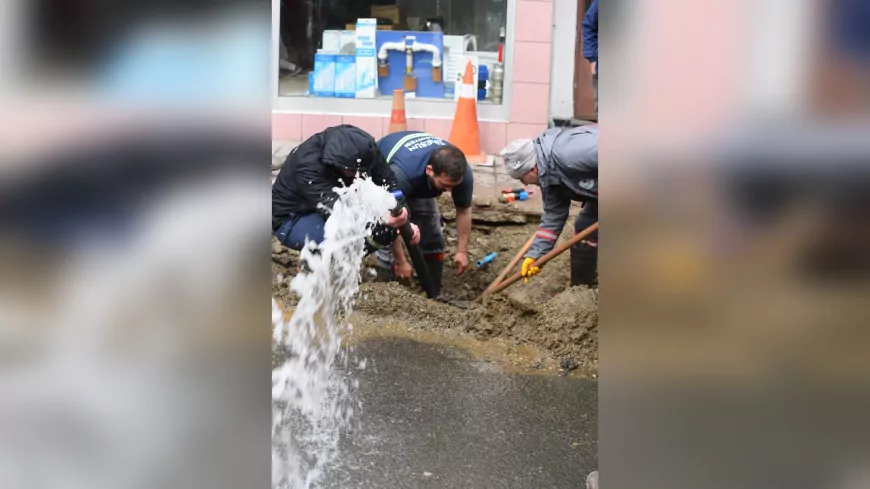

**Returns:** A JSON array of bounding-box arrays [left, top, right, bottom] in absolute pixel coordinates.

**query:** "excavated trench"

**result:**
[[271, 197, 598, 375]]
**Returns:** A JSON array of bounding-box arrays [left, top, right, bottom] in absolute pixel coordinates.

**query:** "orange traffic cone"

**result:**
[[449, 61, 487, 164], [388, 89, 408, 133]]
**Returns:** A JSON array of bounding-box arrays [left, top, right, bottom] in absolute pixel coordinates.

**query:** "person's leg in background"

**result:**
[[572, 202, 598, 286], [375, 245, 396, 281], [410, 198, 446, 296]]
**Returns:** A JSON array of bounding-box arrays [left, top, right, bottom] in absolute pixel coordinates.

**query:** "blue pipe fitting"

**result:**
[[476, 252, 498, 268]]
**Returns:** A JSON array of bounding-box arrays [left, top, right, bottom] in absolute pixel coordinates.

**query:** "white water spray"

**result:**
[[271, 177, 397, 488]]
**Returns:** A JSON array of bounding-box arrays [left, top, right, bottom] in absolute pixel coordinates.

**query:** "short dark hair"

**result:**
[[428, 146, 467, 181]]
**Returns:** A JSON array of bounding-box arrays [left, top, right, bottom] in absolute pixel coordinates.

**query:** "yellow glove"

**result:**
[[521, 257, 541, 283]]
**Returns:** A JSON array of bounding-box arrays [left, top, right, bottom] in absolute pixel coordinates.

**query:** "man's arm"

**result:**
[[389, 167, 415, 274], [456, 206, 472, 255], [527, 186, 571, 260], [581, 0, 598, 64], [391, 238, 407, 265], [453, 206, 472, 274], [451, 165, 474, 274]]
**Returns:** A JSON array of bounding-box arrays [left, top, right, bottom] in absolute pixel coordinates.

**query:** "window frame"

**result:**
[[270, 0, 515, 121]]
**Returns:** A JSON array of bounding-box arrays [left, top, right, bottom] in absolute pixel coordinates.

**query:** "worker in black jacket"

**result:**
[[272, 125, 419, 254]]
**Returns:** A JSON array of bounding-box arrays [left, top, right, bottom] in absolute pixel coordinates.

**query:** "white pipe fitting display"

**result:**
[[376, 37, 442, 68], [377, 41, 405, 61], [411, 41, 442, 68]]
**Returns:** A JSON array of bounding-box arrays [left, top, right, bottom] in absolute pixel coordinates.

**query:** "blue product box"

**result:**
[[334, 55, 356, 98], [312, 53, 335, 97]]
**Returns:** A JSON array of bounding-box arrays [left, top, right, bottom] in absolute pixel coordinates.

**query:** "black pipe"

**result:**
[[390, 191, 438, 299]]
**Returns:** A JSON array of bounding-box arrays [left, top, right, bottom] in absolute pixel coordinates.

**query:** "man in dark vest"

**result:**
[[375, 131, 474, 296]]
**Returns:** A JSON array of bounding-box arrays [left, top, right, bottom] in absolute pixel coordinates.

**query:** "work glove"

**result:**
[[521, 257, 541, 283]]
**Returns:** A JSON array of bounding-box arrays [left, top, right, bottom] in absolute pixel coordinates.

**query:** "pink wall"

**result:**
[[272, 0, 553, 155]]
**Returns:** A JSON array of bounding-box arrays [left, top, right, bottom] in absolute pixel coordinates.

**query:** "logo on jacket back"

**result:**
[[579, 178, 596, 190], [404, 135, 445, 152]]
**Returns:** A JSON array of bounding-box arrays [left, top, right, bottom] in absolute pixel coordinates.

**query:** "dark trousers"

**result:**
[[572, 202, 598, 286], [376, 197, 445, 268], [274, 213, 326, 250], [274, 212, 397, 254]]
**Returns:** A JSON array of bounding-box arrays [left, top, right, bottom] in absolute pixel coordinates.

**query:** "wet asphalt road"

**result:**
[[322, 338, 598, 488]]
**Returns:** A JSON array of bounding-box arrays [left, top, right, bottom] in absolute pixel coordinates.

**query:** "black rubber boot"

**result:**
[[570, 244, 598, 287], [424, 258, 444, 297]]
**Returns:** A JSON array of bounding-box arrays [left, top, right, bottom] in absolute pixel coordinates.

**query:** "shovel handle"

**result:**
[[476, 233, 536, 302], [485, 222, 598, 297]]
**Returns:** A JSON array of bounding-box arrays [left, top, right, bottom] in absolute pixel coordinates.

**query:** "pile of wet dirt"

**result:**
[[347, 282, 598, 371], [271, 201, 597, 372]]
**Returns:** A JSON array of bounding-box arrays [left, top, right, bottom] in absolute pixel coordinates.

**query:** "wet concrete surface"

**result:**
[[322, 338, 597, 488]]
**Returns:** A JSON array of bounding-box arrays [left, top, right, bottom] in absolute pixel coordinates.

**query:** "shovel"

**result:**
[[475, 222, 599, 301]]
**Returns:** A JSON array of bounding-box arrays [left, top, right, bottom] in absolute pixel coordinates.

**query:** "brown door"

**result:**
[[574, 0, 596, 120]]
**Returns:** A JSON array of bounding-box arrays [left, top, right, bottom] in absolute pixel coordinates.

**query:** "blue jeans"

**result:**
[[274, 212, 398, 253], [274, 213, 326, 250]]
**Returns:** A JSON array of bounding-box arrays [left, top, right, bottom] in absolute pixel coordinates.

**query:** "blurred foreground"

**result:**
[[1, 2, 271, 488], [603, 0, 870, 488]]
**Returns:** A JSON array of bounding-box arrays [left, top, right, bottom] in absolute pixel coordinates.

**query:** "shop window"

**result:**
[[277, 0, 508, 104]]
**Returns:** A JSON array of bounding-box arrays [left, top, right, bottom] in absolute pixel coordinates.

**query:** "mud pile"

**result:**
[[346, 281, 597, 371], [271, 200, 598, 371]]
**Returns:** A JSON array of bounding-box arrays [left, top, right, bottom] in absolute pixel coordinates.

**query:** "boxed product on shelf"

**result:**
[[312, 52, 335, 97], [334, 55, 356, 98], [354, 18, 377, 98]]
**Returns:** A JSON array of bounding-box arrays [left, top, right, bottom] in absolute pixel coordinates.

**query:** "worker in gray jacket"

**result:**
[[499, 125, 598, 286]]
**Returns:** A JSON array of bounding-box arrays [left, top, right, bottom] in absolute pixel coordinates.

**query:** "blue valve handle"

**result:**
[[390, 190, 405, 217]]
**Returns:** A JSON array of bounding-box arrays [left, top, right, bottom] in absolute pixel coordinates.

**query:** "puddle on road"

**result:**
[[344, 314, 591, 377]]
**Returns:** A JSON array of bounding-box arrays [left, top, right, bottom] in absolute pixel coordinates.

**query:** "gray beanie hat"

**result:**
[[500, 139, 538, 179]]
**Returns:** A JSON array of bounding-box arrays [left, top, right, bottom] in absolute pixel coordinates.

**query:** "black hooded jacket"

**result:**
[[272, 125, 399, 231]]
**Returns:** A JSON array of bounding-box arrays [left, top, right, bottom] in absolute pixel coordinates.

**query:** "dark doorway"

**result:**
[[573, 0, 596, 121]]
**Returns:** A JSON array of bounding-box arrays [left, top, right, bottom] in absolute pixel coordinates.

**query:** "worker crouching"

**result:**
[[499, 125, 598, 287], [375, 131, 474, 297], [271, 125, 420, 262]]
